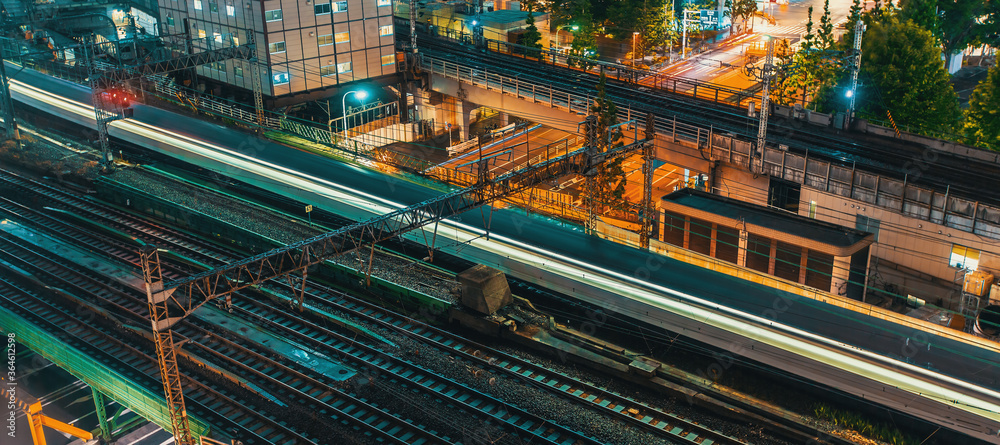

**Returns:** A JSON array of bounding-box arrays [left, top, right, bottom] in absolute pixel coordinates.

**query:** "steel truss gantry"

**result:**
[[141, 113, 656, 445]]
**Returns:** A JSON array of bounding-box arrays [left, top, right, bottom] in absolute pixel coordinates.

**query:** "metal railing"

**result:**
[[403, 21, 757, 108]]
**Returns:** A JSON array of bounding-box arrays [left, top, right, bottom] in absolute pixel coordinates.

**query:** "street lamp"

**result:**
[[341, 90, 368, 141], [632, 31, 640, 66], [557, 24, 578, 50]]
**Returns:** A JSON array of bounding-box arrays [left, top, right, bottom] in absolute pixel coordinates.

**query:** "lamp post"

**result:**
[[557, 24, 578, 50], [341, 89, 368, 141], [632, 31, 640, 65]]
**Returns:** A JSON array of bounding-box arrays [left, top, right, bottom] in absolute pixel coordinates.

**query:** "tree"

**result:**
[[818, 0, 834, 49], [860, 18, 961, 133], [842, 0, 865, 50], [774, 6, 842, 109], [726, 0, 758, 35], [899, 0, 940, 39], [964, 64, 1000, 151], [583, 72, 627, 214], [939, 0, 993, 58], [522, 4, 543, 58], [568, 23, 598, 70]]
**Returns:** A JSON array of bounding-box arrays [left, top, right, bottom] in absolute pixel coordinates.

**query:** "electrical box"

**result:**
[[989, 283, 1000, 305], [964, 270, 995, 297]]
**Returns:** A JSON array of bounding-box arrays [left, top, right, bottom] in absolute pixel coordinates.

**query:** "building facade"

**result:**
[[158, 0, 398, 100]]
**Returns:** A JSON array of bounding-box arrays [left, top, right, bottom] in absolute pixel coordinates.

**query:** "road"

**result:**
[[10, 65, 1000, 442], [661, 0, 854, 86]]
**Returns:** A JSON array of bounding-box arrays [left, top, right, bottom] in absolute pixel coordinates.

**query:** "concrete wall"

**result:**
[[799, 186, 1000, 307], [712, 162, 769, 206]]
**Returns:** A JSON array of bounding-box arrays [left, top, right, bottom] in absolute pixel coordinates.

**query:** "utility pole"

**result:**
[[846, 19, 865, 122], [583, 114, 600, 235], [87, 36, 121, 171], [640, 113, 656, 249], [682, 10, 698, 59], [410, 0, 418, 54], [753, 36, 775, 174], [0, 51, 20, 148], [245, 9, 265, 127]]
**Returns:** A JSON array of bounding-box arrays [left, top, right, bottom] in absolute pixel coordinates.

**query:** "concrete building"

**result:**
[[159, 0, 398, 105], [395, 1, 549, 46], [659, 189, 875, 301]]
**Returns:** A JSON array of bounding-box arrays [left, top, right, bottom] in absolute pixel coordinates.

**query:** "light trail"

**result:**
[[9, 75, 1000, 441]]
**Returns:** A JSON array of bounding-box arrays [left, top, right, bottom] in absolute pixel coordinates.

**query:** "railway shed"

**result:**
[[659, 188, 875, 301]]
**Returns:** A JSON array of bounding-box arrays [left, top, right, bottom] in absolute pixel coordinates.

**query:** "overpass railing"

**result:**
[[402, 20, 756, 108], [420, 56, 595, 116], [423, 54, 1000, 240]]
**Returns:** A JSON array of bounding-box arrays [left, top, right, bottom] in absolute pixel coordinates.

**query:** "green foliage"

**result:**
[[964, 64, 1000, 151], [568, 22, 598, 70], [584, 73, 627, 210], [553, 0, 592, 30], [818, 0, 834, 48], [726, 0, 758, 35], [842, 0, 864, 50], [859, 17, 962, 133], [773, 6, 842, 109], [898, 0, 940, 40], [642, 0, 679, 57], [937, 0, 995, 55], [812, 403, 918, 445], [522, 4, 544, 58]]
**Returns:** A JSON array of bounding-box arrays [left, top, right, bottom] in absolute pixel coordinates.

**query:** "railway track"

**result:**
[[406, 30, 999, 202], [0, 229, 454, 444], [0, 172, 605, 444], [0, 273, 318, 445], [0, 167, 752, 444]]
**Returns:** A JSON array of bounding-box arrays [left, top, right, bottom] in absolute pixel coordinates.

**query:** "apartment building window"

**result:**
[[332, 1, 347, 12], [314, 3, 331, 14], [317, 34, 333, 46], [193, 0, 202, 9], [226, 4, 235, 15], [381, 54, 395, 66], [209, 1, 218, 13], [377, 0, 391, 6], [950, 244, 980, 271], [273, 72, 289, 85], [166, 16, 174, 27], [334, 31, 349, 43], [320, 64, 336, 77], [234, 64, 244, 78], [379, 25, 392, 36], [264, 9, 282, 21], [198, 29, 206, 39], [213, 32, 223, 44], [269, 41, 286, 53], [337, 61, 352, 73], [855, 215, 880, 242]]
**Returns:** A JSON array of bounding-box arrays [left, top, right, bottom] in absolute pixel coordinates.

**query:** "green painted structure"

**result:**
[[0, 309, 212, 441]]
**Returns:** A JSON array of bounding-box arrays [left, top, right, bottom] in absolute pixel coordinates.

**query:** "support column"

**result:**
[[830, 255, 852, 297], [767, 239, 777, 275], [682, 217, 691, 249], [737, 229, 748, 267], [460, 100, 474, 142], [93, 387, 111, 440], [499, 111, 510, 126], [709, 224, 718, 257], [797, 247, 809, 285]]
